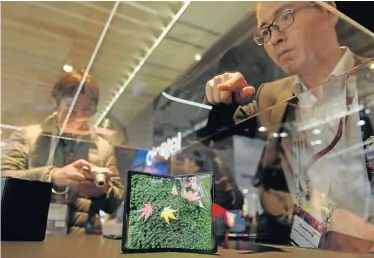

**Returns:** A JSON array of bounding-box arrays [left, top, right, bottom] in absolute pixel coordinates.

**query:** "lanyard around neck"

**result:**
[[293, 70, 357, 205]]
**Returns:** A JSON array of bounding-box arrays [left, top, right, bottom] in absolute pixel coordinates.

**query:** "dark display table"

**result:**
[[2, 235, 373, 258]]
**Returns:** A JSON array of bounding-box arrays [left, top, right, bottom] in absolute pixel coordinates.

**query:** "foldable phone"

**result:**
[[122, 171, 217, 254]]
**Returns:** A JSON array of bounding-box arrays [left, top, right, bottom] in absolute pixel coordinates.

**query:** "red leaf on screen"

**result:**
[[137, 202, 153, 221]]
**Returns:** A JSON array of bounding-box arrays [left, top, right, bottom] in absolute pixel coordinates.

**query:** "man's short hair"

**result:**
[[250, 1, 260, 23], [52, 69, 100, 106]]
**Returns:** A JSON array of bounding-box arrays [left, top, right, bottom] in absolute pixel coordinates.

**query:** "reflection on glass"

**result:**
[[1, 0, 374, 252], [172, 1, 374, 254], [276, 62, 374, 252], [93, 1, 189, 128]]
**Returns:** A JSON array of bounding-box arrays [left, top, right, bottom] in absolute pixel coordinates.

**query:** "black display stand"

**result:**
[[1, 177, 52, 241]]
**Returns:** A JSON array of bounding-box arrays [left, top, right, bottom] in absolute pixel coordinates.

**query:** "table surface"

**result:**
[[1, 235, 373, 258]]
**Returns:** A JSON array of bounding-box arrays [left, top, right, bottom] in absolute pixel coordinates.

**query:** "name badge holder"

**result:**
[[46, 202, 69, 235]]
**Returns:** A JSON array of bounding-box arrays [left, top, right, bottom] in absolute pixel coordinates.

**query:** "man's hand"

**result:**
[[51, 159, 92, 188], [205, 72, 255, 105], [77, 178, 111, 198]]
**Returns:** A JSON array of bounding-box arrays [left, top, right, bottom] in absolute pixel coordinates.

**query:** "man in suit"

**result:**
[[205, 1, 374, 252]]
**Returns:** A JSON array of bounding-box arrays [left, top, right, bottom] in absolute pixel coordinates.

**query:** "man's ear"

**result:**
[[327, 1, 337, 9], [325, 1, 339, 27]]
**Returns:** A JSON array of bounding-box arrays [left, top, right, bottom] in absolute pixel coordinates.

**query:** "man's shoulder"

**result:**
[[17, 114, 57, 140], [20, 124, 42, 134], [4, 124, 43, 149], [257, 75, 295, 106], [96, 135, 112, 148], [262, 76, 295, 91], [95, 135, 116, 156], [19, 124, 44, 145], [17, 124, 43, 139]]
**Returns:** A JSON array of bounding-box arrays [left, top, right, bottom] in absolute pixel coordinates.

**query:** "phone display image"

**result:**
[[122, 171, 216, 253]]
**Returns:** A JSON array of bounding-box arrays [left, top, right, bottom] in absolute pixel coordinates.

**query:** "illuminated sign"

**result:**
[[146, 132, 182, 166]]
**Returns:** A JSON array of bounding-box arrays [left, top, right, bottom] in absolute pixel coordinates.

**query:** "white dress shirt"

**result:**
[[282, 47, 374, 237]]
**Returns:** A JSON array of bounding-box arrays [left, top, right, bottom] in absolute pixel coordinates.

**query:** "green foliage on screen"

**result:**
[[127, 173, 213, 250]]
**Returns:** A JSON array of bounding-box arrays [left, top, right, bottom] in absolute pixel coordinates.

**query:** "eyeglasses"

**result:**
[[254, 3, 316, 46]]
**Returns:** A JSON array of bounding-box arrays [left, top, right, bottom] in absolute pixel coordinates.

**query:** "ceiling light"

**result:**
[[280, 132, 288, 138], [357, 120, 366, 126], [63, 64, 73, 73], [312, 140, 322, 145], [312, 129, 321, 135], [273, 133, 278, 138], [194, 54, 201, 61], [243, 189, 248, 194], [258, 126, 267, 132], [311, 140, 323, 146], [365, 109, 371, 114], [370, 63, 374, 70]]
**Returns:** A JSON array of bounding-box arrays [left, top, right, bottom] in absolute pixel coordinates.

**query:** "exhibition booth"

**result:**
[[1, 1, 374, 257]]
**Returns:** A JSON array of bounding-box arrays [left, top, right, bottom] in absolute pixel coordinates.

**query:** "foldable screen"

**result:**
[[122, 171, 216, 254]]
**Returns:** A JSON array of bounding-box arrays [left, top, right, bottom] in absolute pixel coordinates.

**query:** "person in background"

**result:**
[[176, 142, 244, 211], [173, 142, 244, 245], [1, 69, 124, 233], [205, 1, 374, 252]]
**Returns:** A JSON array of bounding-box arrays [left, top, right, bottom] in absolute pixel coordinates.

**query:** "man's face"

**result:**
[[56, 95, 96, 134], [257, 1, 338, 75]]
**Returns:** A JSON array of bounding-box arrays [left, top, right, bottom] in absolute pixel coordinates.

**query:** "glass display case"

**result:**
[[173, 59, 374, 252], [0, 0, 256, 238], [1, 0, 374, 255]]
